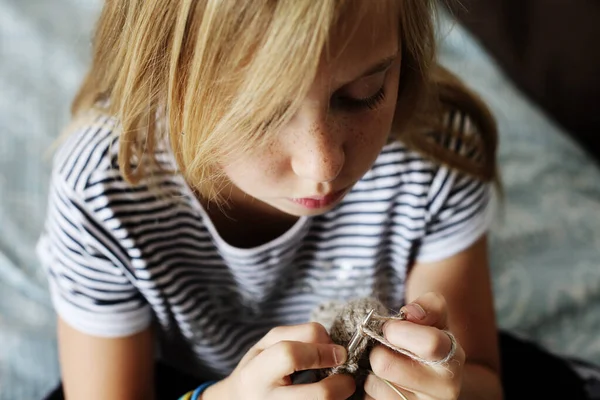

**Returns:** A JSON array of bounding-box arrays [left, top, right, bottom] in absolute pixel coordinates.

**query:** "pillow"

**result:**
[[448, 0, 600, 162]]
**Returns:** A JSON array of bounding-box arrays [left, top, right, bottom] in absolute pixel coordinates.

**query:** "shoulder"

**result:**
[[434, 109, 487, 160], [355, 109, 493, 203], [366, 140, 437, 183], [51, 114, 122, 196], [51, 113, 180, 197], [372, 109, 483, 170], [361, 109, 479, 185], [420, 108, 497, 182], [388, 108, 492, 180], [48, 114, 190, 232]]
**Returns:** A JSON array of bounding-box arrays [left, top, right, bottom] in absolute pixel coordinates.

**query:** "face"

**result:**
[[220, 7, 401, 219]]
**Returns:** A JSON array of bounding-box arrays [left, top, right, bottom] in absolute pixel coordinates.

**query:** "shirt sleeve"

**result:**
[[416, 113, 496, 263], [36, 177, 152, 338]]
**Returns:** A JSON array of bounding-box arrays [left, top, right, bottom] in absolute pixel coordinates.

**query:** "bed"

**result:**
[[1, 2, 599, 398]]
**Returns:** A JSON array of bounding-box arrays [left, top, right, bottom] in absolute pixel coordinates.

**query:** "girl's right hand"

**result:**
[[204, 322, 356, 400]]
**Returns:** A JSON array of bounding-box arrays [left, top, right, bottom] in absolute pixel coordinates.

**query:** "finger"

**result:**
[[254, 322, 333, 351], [255, 341, 347, 382], [369, 344, 463, 397], [400, 292, 448, 329], [383, 322, 459, 364], [240, 323, 333, 367], [364, 373, 413, 400], [369, 344, 438, 394], [281, 374, 356, 400]]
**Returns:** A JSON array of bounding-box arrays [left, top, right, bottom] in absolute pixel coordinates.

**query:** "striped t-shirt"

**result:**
[[36, 112, 493, 380]]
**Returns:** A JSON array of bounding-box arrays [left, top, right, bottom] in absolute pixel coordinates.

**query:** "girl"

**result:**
[[37, 1, 594, 399]]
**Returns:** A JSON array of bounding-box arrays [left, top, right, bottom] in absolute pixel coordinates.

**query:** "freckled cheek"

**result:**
[[262, 142, 289, 177], [348, 109, 394, 148], [223, 146, 287, 183], [342, 109, 395, 177]]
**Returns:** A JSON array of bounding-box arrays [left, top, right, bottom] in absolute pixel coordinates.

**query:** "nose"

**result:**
[[290, 119, 345, 183]]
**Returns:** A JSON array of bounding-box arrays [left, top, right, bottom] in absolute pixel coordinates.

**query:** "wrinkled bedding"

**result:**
[[1, 2, 599, 399]]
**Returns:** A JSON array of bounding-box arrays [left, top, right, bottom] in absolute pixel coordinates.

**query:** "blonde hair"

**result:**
[[70, 0, 498, 202]]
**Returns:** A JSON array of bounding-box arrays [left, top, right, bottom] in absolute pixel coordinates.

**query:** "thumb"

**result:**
[[400, 292, 448, 329]]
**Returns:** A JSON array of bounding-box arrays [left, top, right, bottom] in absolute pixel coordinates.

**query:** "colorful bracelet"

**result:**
[[178, 381, 216, 400]]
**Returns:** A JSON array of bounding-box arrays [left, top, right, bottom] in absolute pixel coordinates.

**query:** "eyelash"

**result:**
[[337, 87, 386, 111], [262, 86, 387, 127]]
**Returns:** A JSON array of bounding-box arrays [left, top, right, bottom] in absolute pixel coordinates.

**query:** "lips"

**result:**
[[290, 188, 347, 210]]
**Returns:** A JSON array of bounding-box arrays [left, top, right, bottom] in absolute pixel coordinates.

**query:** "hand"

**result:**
[[205, 322, 356, 400], [364, 292, 466, 400]]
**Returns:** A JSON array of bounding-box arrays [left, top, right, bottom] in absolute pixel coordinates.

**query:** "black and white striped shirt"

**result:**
[[36, 113, 493, 379]]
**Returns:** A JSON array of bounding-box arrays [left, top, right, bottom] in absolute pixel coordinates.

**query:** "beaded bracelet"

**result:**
[[178, 381, 216, 400]]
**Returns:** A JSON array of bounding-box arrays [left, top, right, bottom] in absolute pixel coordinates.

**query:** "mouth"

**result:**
[[289, 188, 348, 210]]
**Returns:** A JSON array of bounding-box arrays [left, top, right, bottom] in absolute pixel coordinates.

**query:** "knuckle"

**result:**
[[366, 372, 404, 400], [237, 365, 254, 387], [275, 341, 298, 366], [427, 333, 447, 361], [266, 326, 284, 340], [440, 382, 461, 400], [418, 330, 449, 361], [363, 374, 382, 398], [425, 291, 447, 311], [432, 291, 447, 305], [305, 322, 328, 342], [369, 346, 396, 378], [427, 291, 445, 302], [258, 327, 282, 349], [313, 343, 324, 367]]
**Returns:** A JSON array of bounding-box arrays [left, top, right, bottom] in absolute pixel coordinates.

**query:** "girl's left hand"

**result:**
[[364, 292, 466, 400]]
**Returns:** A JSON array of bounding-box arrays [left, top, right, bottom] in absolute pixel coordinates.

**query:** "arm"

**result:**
[[58, 318, 155, 400], [38, 178, 156, 398], [406, 235, 503, 400]]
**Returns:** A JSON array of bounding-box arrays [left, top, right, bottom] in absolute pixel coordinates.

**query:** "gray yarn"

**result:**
[[311, 297, 457, 399], [311, 297, 392, 400]]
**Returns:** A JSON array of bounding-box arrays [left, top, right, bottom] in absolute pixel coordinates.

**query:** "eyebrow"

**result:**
[[355, 53, 399, 80]]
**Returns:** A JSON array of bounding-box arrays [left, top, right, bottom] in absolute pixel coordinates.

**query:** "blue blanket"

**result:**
[[1, 2, 599, 399]]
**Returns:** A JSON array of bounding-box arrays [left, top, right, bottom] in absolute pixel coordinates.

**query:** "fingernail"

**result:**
[[403, 303, 426, 320], [333, 345, 347, 365]]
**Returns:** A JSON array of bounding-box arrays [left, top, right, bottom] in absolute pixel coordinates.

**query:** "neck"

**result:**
[[199, 185, 300, 248]]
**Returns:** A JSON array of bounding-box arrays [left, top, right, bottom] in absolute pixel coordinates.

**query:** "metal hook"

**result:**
[[346, 309, 375, 360]]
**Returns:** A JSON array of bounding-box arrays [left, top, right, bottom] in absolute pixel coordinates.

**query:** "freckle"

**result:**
[[265, 143, 274, 157]]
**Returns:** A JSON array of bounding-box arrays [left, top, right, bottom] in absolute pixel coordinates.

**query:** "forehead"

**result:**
[[322, 1, 400, 81]]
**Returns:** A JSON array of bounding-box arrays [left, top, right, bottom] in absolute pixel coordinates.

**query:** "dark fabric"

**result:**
[[42, 331, 595, 399], [499, 333, 589, 400], [448, 0, 600, 162]]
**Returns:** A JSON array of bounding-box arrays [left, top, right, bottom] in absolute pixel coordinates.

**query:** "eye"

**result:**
[[332, 72, 388, 111], [336, 88, 386, 111]]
